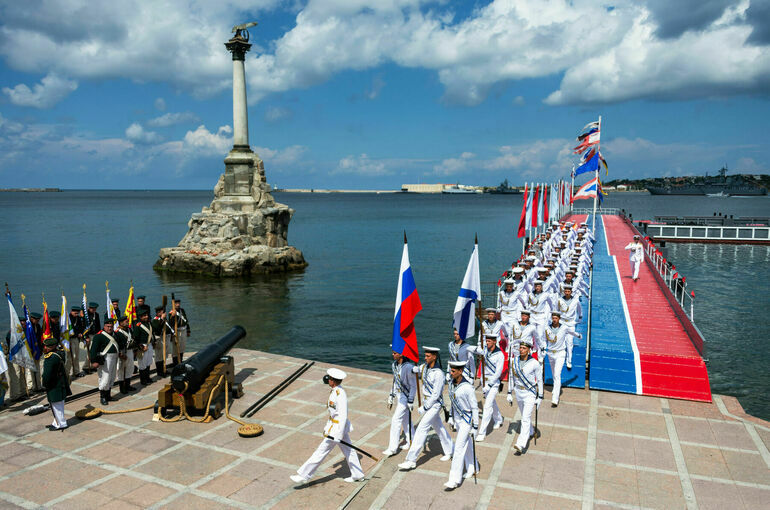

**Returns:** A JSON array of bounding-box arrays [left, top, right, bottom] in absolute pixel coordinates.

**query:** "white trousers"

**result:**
[[479, 385, 502, 435], [405, 406, 453, 462], [138, 345, 154, 370], [297, 428, 364, 480], [387, 398, 415, 451], [116, 350, 134, 381], [447, 421, 478, 485], [50, 400, 67, 429], [7, 362, 26, 400], [171, 334, 185, 357], [25, 358, 42, 391], [97, 353, 118, 391], [630, 259, 641, 279], [153, 338, 173, 364], [515, 390, 537, 450], [548, 350, 566, 404], [500, 310, 518, 325]]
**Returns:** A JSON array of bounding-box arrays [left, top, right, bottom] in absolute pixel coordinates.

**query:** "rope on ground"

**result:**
[[75, 402, 155, 420]]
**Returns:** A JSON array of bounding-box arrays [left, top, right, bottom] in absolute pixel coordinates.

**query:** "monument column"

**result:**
[[226, 35, 251, 151]]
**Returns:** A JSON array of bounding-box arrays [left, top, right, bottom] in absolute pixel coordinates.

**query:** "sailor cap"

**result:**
[[327, 368, 347, 380], [503, 278, 515, 284], [534, 279, 545, 284], [485, 307, 497, 312], [484, 333, 498, 339], [551, 310, 562, 317], [562, 284, 573, 289], [512, 267, 524, 274], [519, 337, 533, 347], [520, 309, 532, 315], [536, 268, 548, 272], [449, 361, 467, 369], [526, 255, 536, 261], [423, 346, 440, 353], [633, 234, 640, 239]]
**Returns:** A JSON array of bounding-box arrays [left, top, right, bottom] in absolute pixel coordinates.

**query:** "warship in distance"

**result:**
[[647, 167, 767, 196]]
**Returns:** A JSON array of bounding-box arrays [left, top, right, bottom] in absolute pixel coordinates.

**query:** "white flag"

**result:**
[[453, 241, 480, 340], [6, 293, 36, 372]]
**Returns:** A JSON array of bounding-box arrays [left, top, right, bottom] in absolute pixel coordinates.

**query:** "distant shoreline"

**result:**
[[0, 188, 61, 192]]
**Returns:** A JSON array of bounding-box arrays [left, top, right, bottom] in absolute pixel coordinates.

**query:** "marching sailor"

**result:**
[[42, 336, 71, 431], [89, 318, 119, 405], [525, 280, 556, 333], [444, 361, 480, 490], [506, 337, 543, 454], [624, 234, 644, 281], [447, 328, 476, 386], [398, 347, 453, 470], [497, 279, 519, 325], [507, 309, 541, 362], [291, 368, 365, 484], [471, 333, 505, 441], [132, 307, 154, 385], [540, 311, 582, 407], [383, 349, 416, 456], [557, 286, 582, 334], [114, 315, 136, 394]]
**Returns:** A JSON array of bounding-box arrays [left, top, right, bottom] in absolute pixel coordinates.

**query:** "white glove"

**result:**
[[536, 397, 542, 409], [418, 406, 426, 415], [471, 426, 478, 438], [482, 384, 490, 397], [566, 360, 572, 369], [448, 416, 455, 427], [387, 395, 394, 406], [407, 403, 414, 412], [577, 333, 583, 339], [506, 393, 514, 405], [445, 372, 451, 383]]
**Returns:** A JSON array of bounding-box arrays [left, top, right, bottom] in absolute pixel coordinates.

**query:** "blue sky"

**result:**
[[0, 0, 768, 190]]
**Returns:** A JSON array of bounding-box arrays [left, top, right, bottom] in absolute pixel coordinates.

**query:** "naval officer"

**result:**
[[291, 368, 365, 484], [444, 361, 479, 490], [398, 347, 453, 470], [624, 234, 644, 281]]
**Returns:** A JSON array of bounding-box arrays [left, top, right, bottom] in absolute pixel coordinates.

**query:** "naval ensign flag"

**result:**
[[453, 238, 480, 341]]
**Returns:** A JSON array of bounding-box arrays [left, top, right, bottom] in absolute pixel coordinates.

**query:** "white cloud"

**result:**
[[334, 153, 389, 176], [433, 151, 475, 175], [183, 124, 232, 155], [147, 112, 200, 127], [264, 106, 292, 123], [154, 97, 166, 111], [254, 144, 307, 165], [513, 95, 525, 105], [2, 72, 77, 108], [125, 122, 161, 144]]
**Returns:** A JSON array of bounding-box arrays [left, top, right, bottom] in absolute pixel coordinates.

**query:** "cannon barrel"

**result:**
[[171, 326, 246, 393]]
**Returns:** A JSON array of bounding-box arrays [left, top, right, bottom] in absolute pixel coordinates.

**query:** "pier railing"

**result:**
[[643, 223, 770, 244], [571, 207, 621, 215]]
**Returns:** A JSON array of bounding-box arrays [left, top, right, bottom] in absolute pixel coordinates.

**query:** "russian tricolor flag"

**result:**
[[392, 234, 422, 362]]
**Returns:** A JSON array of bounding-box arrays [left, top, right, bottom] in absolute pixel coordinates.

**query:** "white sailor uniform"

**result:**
[[296, 385, 365, 480], [507, 321, 541, 363], [403, 364, 453, 463], [470, 344, 504, 439], [540, 323, 582, 405], [385, 360, 416, 453], [508, 354, 544, 451], [556, 296, 583, 333], [447, 341, 475, 384], [446, 379, 479, 486], [625, 241, 644, 280], [525, 290, 555, 331]]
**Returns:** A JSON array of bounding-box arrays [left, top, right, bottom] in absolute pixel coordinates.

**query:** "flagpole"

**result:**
[[591, 115, 601, 230]]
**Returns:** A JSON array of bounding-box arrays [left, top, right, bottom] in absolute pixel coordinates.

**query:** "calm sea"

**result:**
[[1, 190, 768, 418]]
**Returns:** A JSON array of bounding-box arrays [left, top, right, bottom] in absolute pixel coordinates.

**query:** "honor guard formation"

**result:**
[[289, 219, 595, 490], [2, 286, 191, 428]]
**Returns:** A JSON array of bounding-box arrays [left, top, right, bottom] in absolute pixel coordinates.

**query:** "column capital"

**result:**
[[225, 36, 252, 61]]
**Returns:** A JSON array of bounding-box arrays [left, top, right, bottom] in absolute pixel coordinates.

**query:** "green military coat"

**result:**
[[42, 350, 71, 403]]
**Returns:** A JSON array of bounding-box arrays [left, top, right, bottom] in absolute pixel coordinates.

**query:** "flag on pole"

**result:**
[[392, 234, 422, 362], [6, 292, 35, 371], [453, 238, 480, 340], [531, 184, 540, 228], [41, 297, 53, 342], [61, 294, 71, 351], [105, 281, 117, 321], [572, 177, 599, 201], [125, 285, 137, 326], [22, 302, 42, 361], [541, 183, 549, 225], [574, 151, 599, 177], [517, 183, 530, 238], [82, 284, 91, 333]]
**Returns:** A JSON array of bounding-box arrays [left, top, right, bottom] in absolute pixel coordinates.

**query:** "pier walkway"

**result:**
[[0, 349, 767, 509], [589, 214, 711, 402]]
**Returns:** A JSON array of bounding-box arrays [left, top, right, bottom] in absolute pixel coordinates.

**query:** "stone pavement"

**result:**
[[0, 348, 768, 509]]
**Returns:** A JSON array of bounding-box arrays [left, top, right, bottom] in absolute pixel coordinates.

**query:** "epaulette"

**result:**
[[335, 389, 340, 395], [44, 352, 53, 359]]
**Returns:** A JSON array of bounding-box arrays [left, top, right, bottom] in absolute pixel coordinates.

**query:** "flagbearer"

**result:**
[[151, 306, 174, 377], [383, 348, 416, 456], [42, 336, 70, 431], [114, 315, 136, 394], [541, 311, 582, 407], [506, 338, 543, 454], [291, 368, 365, 484], [444, 361, 479, 490], [104, 298, 121, 323], [90, 318, 119, 405], [471, 333, 505, 441], [398, 347, 453, 470], [26, 312, 44, 393], [133, 307, 154, 385]]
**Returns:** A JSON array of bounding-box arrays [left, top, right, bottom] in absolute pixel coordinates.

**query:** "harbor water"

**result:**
[[0, 190, 768, 418]]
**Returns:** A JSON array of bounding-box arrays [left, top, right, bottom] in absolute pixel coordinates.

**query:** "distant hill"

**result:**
[[604, 173, 770, 191]]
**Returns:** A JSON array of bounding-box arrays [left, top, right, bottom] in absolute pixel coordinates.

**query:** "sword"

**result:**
[[534, 405, 538, 446], [324, 435, 379, 462]]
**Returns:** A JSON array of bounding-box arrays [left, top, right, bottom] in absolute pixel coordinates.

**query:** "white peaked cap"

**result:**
[[327, 368, 347, 380]]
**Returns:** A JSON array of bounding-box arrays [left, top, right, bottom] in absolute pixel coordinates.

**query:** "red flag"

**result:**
[[531, 184, 540, 228], [517, 183, 530, 238], [542, 183, 549, 223], [42, 299, 52, 341]]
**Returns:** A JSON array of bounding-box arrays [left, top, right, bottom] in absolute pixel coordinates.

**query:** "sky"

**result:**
[[0, 0, 769, 190]]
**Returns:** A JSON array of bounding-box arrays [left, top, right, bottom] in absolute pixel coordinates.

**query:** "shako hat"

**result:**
[[43, 337, 59, 347], [88, 302, 99, 309]]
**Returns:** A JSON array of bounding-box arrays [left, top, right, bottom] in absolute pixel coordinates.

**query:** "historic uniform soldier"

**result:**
[[133, 307, 155, 385], [90, 318, 119, 405], [104, 298, 121, 323], [540, 311, 582, 407], [68, 306, 86, 378], [3, 331, 25, 402], [383, 349, 416, 456], [42, 336, 71, 431], [291, 368, 365, 484], [114, 315, 136, 394], [26, 312, 44, 393], [625, 234, 644, 281], [83, 302, 101, 374], [169, 299, 189, 365], [506, 337, 543, 454], [398, 347, 453, 470], [151, 306, 174, 377], [444, 361, 479, 490]]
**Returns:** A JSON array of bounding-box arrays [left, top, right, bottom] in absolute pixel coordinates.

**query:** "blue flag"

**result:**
[[574, 152, 599, 177], [22, 304, 42, 361]]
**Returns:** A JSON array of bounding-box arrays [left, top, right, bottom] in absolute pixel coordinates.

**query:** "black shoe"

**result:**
[[100, 391, 109, 406], [551, 402, 558, 408], [119, 381, 128, 394], [76, 372, 85, 378], [155, 362, 165, 378], [133, 366, 138, 374], [126, 384, 137, 392]]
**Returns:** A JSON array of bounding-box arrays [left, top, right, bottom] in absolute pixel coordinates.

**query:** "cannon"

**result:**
[[157, 326, 246, 420]]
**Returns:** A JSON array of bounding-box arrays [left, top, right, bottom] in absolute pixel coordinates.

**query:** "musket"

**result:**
[[161, 295, 168, 374], [171, 292, 180, 363], [324, 435, 379, 462]]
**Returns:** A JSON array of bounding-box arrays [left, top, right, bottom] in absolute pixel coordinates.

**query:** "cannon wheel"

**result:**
[[231, 383, 244, 399], [209, 402, 222, 420]]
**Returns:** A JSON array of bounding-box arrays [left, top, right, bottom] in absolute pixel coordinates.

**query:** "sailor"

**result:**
[[624, 234, 644, 281], [398, 347, 453, 470], [90, 318, 119, 405], [444, 361, 480, 490], [383, 349, 416, 456], [114, 315, 136, 394], [170, 298, 190, 364], [506, 337, 543, 454], [132, 307, 154, 385], [480, 307, 506, 347], [83, 302, 101, 374], [498, 279, 519, 325], [42, 336, 71, 431], [507, 309, 541, 363], [151, 306, 174, 377], [525, 280, 556, 332], [557, 286, 583, 334], [540, 311, 582, 407], [561, 270, 587, 298], [470, 333, 505, 441], [446, 327, 476, 402], [291, 368, 365, 484]]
